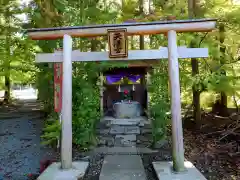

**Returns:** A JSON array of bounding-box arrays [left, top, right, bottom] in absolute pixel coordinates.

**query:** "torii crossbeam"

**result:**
[[26, 18, 217, 180]]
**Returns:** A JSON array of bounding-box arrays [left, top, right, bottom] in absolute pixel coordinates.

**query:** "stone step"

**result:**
[[115, 135, 136, 147], [125, 126, 140, 134], [96, 129, 110, 135], [97, 126, 152, 136], [110, 119, 142, 126], [98, 135, 115, 147], [140, 128, 152, 134], [109, 125, 140, 135], [109, 125, 125, 134], [99, 155, 147, 180], [103, 116, 147, 121], [94, 147, 158, 155], [103, 116, 149, 127]]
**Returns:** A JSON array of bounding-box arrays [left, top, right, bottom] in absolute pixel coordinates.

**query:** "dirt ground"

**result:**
[[184, 129, 239, 180], [183, 112, 240, 180]]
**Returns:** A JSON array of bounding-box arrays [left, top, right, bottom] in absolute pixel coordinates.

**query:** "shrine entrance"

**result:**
[[102, 66, 148, 117], [27, 18, 216, 180]]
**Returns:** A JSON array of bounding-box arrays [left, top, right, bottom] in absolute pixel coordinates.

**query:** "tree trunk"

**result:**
[[188, 0, 201, 126], [91, 38, 97, 51], [139, 0, 144, 50], [4, 74, 10, 103], [140, 36, 144, 50], [191, 60, 201, 125], [191, 40, 201, 125], [4, 43, 11, 103], [4, 11, 11, 104], [219, 23, 228, 116], [131, 37, 135, 50]]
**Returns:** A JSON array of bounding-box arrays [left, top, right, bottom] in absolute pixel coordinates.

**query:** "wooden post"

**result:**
[[53, 49, 63, 149], [146, 71, 151, 118], [61, 34, 73, 169], [100, 73, 104, 116], [167, 30, 185, 172]]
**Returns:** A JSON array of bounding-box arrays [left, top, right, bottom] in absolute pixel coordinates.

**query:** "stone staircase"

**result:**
[[96, 116, 152, 148]]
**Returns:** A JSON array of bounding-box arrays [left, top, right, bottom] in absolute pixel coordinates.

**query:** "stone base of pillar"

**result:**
[[152, 161, 206, 180], [37, 161, 89, 180]]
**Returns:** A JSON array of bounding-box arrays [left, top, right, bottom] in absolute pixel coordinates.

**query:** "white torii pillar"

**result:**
[[61, 34, 73, 169], [168, 30, 185, 171]]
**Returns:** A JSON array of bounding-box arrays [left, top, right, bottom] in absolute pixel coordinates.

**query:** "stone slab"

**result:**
[[103, 116, 148, 126], [103, 116, 147, 121], [109, 125, 125, 134], [97, 129, 110, 135], [115, 135, 137, 146], [100, 155, 147, 180], [116, 134, 136, 142], [110, 125, 140, 135], [94, 147, 158, 155], [152, 161, 207, 180], [124, 126, 140, 134], [95, 147, 138, 155], [98, 135, 114, 146], [37, 161, 89, 180], [111, 119, 141, 126]]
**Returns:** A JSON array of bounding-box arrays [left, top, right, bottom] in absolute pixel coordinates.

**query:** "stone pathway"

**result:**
[[97, 116, 151, 180], [99, 155, 147, 180]]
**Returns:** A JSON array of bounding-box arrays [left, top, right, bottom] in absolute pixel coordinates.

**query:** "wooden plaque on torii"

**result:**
[[107, 28, 128, 58]]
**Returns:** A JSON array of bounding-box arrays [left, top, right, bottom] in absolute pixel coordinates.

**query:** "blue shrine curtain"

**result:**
[[106, 73, 141, 84]]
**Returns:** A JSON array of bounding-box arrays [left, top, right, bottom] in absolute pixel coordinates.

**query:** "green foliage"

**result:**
[[36, 64, 55, 113], [200, 91, 217, 109], [71, 63, 100, 149], [0, 0, 38, 96], [190, 65, 240, 96], [71, 61, 129, 148], [41, 115, 61, 146], [149, 62, 170, 144]]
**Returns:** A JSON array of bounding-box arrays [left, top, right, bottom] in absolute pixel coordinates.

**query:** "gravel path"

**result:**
[[82, 154, 104, 180], [0, 117, 56, 180], [0, 99, 56, 180], [0, 99, 104, 180]]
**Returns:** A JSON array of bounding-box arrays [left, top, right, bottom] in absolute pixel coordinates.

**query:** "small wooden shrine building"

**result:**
[[102, 65, 150, 116]]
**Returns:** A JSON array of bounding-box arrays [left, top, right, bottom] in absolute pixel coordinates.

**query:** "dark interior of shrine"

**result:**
[[102, 66, 149, 117]]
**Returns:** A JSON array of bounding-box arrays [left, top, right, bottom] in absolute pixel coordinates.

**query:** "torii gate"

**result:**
[[27, 18, 216, 179]]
